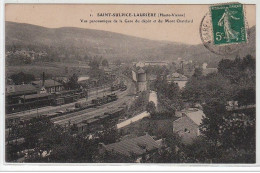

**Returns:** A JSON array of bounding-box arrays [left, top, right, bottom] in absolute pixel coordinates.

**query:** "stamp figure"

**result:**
[[210, 3, 247, 45]]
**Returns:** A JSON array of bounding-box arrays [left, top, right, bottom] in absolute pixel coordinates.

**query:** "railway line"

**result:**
[[5, 74, 135, 141], [53, 90, 133, 126], [6, 86, 118, 122], [51, 89, 128, 123], [52, 75, 134, 126], [5, 74, 134, 134]]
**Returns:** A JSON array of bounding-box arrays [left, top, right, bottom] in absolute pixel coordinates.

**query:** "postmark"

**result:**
[[200, 3, 249, 55]]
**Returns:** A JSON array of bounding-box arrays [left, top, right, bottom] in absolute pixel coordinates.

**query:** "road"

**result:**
[[116, 111, 150, 129], [116, 90, 158, 129], [149, 91, 158, 109]]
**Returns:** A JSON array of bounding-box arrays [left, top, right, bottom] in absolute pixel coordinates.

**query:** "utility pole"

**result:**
[[23, 94, 25, 114], [37, 95, 39, 117]]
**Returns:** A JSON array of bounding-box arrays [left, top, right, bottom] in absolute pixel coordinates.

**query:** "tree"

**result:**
[[146, 101, 156, 114], [67, 73, 80, 90], [182, 73, 232, 104], [218, 55, 255, 85], [89, 59, 100, 69], [10, 72, 35, 84], [200, 100, 227, 146], [192, 67, 203, 78], [96, 127, 119, 145], [21, 116, 53, 149], [84, 55, 92, 62], [220, 112, 255, 150], [234, 88, 255, 106], [101, 59, 109, 67], [115, 59, 121, 66]]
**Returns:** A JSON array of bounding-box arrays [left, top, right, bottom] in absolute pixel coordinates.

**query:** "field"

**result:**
[[6, 62, 90, 78]]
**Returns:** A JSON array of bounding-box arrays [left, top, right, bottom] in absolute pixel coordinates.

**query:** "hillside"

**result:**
[[5, 21, 255, 67]]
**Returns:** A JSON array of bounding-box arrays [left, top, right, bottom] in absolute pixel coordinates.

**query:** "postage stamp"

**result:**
[[210, 3, 247, 45]]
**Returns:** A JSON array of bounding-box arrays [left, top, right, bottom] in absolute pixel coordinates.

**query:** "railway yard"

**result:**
[[5, 74, 136, 140]]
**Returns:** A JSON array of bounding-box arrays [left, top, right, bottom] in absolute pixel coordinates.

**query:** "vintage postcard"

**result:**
[[0, 0, 258, 170]]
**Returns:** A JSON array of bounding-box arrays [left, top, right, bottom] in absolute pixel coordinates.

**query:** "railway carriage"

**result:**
[[6, 117, 21, 128]]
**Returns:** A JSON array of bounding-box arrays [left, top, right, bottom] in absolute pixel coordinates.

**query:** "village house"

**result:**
[[166, 72, 188, 89], [173, 108, 205, 144], [31, 79, 64, 93], [202, 63, 218, 75], [6, 84, 38, 104], [133, 61, 169, 68], [98, 134, 160, 160]]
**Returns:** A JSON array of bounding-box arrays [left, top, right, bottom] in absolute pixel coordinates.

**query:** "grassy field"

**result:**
[[6, 62, 90, 78]]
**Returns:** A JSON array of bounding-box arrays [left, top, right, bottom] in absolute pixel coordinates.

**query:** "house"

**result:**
[[202, 63, 218, 75], [173, 108, 205, 144], [6, 84, 38, 97], [99, 134, 160, 157], [134, 61, 169, 68], [6, 84, 38, 104], [144, 61, 168, 67], [203, 68, 218, 75], [103, 67, 113, 75], [55, 76, 69, 83], [166, 73, 188, 89], [134, 61, 145, 68], [31, 79, 64, 93], [18, 93, 53, 104]]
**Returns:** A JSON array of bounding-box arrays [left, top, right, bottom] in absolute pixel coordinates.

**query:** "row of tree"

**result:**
[[181, 55, 256, 163]]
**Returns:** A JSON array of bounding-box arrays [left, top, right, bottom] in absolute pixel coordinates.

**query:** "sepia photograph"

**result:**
[[2, 2, 257, 165]]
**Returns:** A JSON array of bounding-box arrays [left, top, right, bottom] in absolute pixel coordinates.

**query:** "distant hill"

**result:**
[[5, 22, 255, 67]]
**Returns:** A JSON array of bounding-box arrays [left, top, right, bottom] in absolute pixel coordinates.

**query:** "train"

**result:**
[[120, 85, 127, 91], [6, 93, 119, 128], [6, 90, 87, 114], [6, 82, 125, 115], [111, 83, 127, 92], [91, 93, 118, 106], [76, 108, 125, 134]]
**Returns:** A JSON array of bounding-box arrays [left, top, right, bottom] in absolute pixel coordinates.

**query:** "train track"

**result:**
[[50, 89, 127, 122], [54, 94, 133, 126], [5, 86, 120, 122], [53, 77, 135, 126], [5, 74, 136, 139]]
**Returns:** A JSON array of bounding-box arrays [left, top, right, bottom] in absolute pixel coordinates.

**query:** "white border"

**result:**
[[0, 0, 259, 172]]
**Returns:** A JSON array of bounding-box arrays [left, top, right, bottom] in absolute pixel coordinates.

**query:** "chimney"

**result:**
[[180, 61, 184, 74], [42, 72, 45, 87]]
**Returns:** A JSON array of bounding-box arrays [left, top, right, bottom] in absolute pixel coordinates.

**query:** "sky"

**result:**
[[5, 4, 256, 45]]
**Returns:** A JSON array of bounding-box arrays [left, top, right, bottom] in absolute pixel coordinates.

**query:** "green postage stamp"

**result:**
[[210, 3, 247, 45]]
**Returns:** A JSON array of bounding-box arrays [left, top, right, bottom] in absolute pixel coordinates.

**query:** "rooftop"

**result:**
[[167, 73, 188, 81], [144, 61, 168, 63], [103, 134, 159, 156], [183, 108, 205, 126], [136, 68, 145, 74], [86, 118, 99, 124], [6, 84, 37, 96], [19, 93, 52, 100], [203, 68, 218, 75], [32, 79, 62, 88]]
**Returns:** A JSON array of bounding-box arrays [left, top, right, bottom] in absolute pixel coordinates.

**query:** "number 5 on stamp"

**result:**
[[210, 3, 247, 45]]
